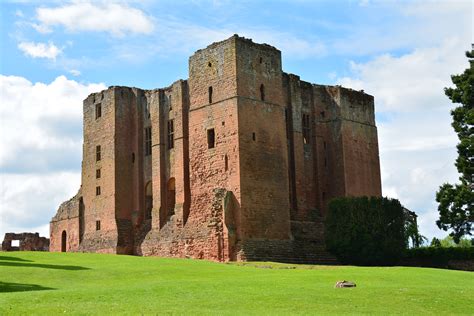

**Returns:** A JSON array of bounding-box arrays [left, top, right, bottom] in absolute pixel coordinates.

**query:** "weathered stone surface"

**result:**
[[2, 233, 49, 251], [50, 35, 381, 263]]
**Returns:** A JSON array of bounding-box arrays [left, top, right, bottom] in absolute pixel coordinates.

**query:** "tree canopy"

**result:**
[[435, 48, 474, 243]]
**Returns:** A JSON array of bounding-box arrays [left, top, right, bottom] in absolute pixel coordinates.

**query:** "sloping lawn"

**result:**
[[0, 251, 472, 315]]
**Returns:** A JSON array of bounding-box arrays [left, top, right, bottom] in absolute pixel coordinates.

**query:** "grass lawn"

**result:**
[[0, 252, 473, 315]]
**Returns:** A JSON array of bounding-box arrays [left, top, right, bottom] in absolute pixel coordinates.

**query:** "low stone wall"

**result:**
[[2, 233, 49, 251]]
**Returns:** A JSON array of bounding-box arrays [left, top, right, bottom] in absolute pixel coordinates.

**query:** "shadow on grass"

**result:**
[[0, 281, 55, 293], [0, 256, 33, 262], [0, 261, 90, 271]]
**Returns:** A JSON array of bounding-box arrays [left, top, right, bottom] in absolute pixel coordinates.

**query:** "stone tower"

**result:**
[[50, 35, 381, 263]]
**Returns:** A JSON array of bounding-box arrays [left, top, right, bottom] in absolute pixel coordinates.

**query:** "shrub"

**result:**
[[325, 196, 405, 265]]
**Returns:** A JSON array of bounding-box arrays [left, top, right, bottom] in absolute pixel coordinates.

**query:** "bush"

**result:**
[[325, 196, 405, 265]]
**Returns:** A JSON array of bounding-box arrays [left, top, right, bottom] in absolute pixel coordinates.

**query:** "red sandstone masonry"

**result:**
[[50, 35, 381, 263]]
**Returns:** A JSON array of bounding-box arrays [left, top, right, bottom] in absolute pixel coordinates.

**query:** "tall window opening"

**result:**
[[96, 220, 101, 231], [167, 178, 176, 217], [167, 120, 174, 149], [224, 154, 229, 171], [145, 127, 152, 156], [96, 186, 101, 196], [169, 95, 172, 111], [145, 181, 153, 220], [95, 103, 102, 119], [260, 84, 265, 101], [302, 114, 311, 144], [96, 145, 101, 161], [207, 128, 215, 149], [96, 169, 101, 179], [61, 231, 67, 252], [208, 86, 213, 104]]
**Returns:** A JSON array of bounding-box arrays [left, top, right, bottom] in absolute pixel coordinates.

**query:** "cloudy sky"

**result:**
[[0, 0, 472, 242]]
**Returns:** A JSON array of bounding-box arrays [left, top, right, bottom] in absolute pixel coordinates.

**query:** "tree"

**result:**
[[436, 48, 474, 243]]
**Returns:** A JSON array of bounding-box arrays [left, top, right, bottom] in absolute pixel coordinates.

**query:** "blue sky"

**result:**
[[0, 0, 472, 242]]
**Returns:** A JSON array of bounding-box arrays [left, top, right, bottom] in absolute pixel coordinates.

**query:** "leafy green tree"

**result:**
[[430, 237, 441, 247], [436, 48, 474, 243]]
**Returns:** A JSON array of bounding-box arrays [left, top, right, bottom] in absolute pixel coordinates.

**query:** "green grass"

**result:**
[[0, 252, 473, 315]]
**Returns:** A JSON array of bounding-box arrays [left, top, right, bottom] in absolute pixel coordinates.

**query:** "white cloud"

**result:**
[[0, 75, 105, 239], [336, 36, 470, 240], [69, 69, 81, 76], [35, 2, 155, 36], [18, 41, 62, 60]]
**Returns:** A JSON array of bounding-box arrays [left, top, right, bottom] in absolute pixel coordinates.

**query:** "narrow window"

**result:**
[[322, 192, 326, 201], [252, 132, 256, 141], [224, 154, 229, 171], [208, 62, 212, 67], [95, 103, 102, 119], [96, 220, 101, 231], [167, 120, 174, 149], [96, 145, 101, 162], [169, 95, 172, 111], [324, 157, 327, 167], [208, 86, 213, 104], [259, 57, 263, 64], [320, 111, 325, 118], [96, 186, 101, 196], [145, 127, 152, 156], [96, 169, 101, 179], [323, 141, 327, 150], [132, 152, 135, 163], [302, 114, 311, 144], [260, 84, 265, 101], [207, 128, 215, 149]]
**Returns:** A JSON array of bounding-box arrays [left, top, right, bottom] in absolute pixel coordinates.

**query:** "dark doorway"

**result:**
[[61, 231, 67, 252]]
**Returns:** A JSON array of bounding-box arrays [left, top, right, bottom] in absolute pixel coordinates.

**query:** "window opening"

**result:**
[[252, 132, 256, 141], [11, 240, 19, 247], [169, 95, 172, 111], [320, 111, 325, 118], [96, 186, 101, 196], [145, 127, 152, 156], [96, 169, 101, 179], [208, 62, 212, 67], [95, 103, 102, 119], [167, 120, 174, 149], [207, 128, 215, 149], [224, 155, 229, 171], [259, 57, 263, 64], [167, 178, 176, 217], [260, 84, 265, 101], [96, 220, 101, 231], [145, 181, 153, 220], [208, 86, 213, 104], [132, 152, 135, 163], [96, 145, 101, 162], [302, 114, 311, 144]]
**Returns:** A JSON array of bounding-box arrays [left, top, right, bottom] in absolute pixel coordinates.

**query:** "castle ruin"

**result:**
[[50, 35, 382, 263]]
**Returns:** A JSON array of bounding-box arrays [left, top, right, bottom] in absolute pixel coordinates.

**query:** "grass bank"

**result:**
[[0, 252, 472, 315]]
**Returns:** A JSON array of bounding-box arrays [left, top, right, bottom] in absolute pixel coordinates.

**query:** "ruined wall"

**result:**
[[50, 190, 81, 252], [2, 233, 49, 251]]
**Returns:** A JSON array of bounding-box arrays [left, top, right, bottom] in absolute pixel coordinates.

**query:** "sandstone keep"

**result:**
[[50, 35, 382, 263]]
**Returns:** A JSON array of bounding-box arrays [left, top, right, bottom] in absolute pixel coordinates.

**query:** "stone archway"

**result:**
[[61, 231, 67, 252]]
